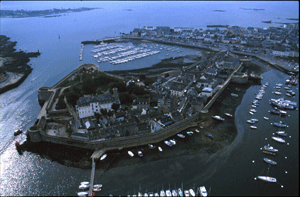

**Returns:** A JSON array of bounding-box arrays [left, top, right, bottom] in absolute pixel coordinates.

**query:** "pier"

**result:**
[[88, 157, 96, 197]]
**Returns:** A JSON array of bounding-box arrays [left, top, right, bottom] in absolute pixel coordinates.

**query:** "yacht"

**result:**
[[263, 144, 278, 153], [177, 188, 184, 197], [257, 176, 277, 183], [172, 190, 178, 197], [212, 115, 225, 121], [188, 189, 195, 197], [250, 125, 257, 129], [263, 158, 277, 165], [128, 151, 134, 157], [160, 190, 166, 197], [276, 131, 287, 137], [100, 154, 107, 161], [198, 186, 208, 197], [164, 140, 173, 147], [272, 136, 286, 143], [158, 146, 163, 152]]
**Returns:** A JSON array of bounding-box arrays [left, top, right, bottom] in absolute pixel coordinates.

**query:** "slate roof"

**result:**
[[77, 94, 115, 107]]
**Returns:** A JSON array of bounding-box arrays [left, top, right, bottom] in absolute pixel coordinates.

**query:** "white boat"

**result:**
[[186, 131, 193, 136], [160, 190, 166, 197], [184, 190, 190, 197], [165, 190, 172, 197], [164, 140, 173, 147], [138, 151, 143, 157], [199, 186, 207, 197], [100, 154, 107, 160], [169, 139, 176, 145], [224, 113, 233, 117], [77, 191, 89, 197], [212, 115, 225, 121], [251, 118, 258, 122], [274, 91, 282, 95], [247, 119, 255, 124], [272, 136, 286, 143], [79, 184, 89, 190], [172, 190, 178, 197], [263, 117, 269, 120], [128, 151, 134, 157], [93, 184, 102, 188], [257, 176, 277, 183], [80, 181, 89, 185], [263, 144, 278, 153], [93, 187, 101, 192], [276, 131, 287, 137], [177, 188, 183, 197], [195, 129, 200, 133], [250, 109, 256, 113], [188, 189, 195, 197], [154, 193, 159, 197], [231, 93, 238, 97], [158, 146, 163, 152], [250, 126, 257, 129]]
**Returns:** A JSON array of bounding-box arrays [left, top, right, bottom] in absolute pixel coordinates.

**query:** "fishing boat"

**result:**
[[79, 184, 89, 190], [195, 129, 200, 133], [257, 176, 277, 183], [276, 131, 287, 137], [263, 158, 277, 165], [231, 93, 238, 97], [263, 144, 278, 153], [198, 186, 208, 197], [14, 129, 22, 136], [250, 109, 257, 113], [250, 126, 257, 129], [100, 154, 107, 161], [251, 118, 258, 122], [81, 181, 89, 185], [249, 111, 254, 115], [186, 131, 193, 136], [158, 146, 163, 152], [93, 187, 102, 192], [177, 134, 186, 139], [188, 189, 195, 197], [206, 132, 214, 139], [164, 140, 173, 147], [169, 139, 176, 146], [212, 115, 225, 121], [274, 91, 282, 95], [138, 151, 143, 157], [224, 113, 233, 117], [272, 136, 286, 143], [263, 117, 269, 120], [128, 151, 134, 157]]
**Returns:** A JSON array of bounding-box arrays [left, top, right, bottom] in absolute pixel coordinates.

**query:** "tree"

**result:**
[[139, 74, 146, 81], [119, 92, 133, 105], [66, 90, 80, 107]]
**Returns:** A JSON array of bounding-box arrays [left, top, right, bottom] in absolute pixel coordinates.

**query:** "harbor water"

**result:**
[[0, 1, 298, 196]]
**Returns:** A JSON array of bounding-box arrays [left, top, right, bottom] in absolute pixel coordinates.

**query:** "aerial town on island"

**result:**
[[24, 23, 299, 158]]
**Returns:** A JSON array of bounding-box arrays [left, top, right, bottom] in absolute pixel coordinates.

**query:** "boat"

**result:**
[[160, 190, 166, 197], [184, 190, 190, 197], [14, 129, 22, 136], [172, 190, 178, 197], [211, 115, 225, 121], [158, 146, 163, 152], [169, 139, 176, 145], [251, 118, 258, 122], [93, 184, 102, 188], [148, 144, 155, 149], [272, 121, 287, 128], [261, 20, 272, 23], [77, 191, 89, 197], [224, 113, 233, 117], [257, 176, 277, 183], [166, 190, 172, 197], [250, 126, 257, 129], [250, 109, 256, 113], [79, 184, 89, 190], [274, 91, 282, 95], [263, 158, 277, 165], [164, 140, 173, 147], [189, 189, 195, 197], [81, 181, 89, 185], [231, 93, 238, 97], [263, 144, 278, 153], [154, 193, 159, 197], [247, 119, 255, 124], [186, 131, 193, 136], [100, 154, 107, 161], [138, 151, 143, 157], [206, 132, 214, 139], [93, 187, 102, 192], [276, 131, 287, 137], [177, 134, 185, 138], [198, 186, 208, 197], [263, 117, 269, 120], [128, 151, 134, 157], [272, 136, 286, 143], [195, 129, 200, 133], [177, 188, 183, 197], [249, 111, 254, 115]]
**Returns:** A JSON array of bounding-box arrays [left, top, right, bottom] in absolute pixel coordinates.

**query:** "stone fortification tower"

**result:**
[[112, 87, 119, 103]]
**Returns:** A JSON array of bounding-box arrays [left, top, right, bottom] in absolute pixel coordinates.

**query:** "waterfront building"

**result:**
[[132, 97, 150, 110]]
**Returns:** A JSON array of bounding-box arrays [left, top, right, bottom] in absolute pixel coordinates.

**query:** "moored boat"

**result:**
[[206, 132, 214, 139], [158, 146, 163, 152], [195, 129, 200, 133], [276, 131, 287, 137], [148, 144, 155, 149], [164, 140, 173, 147], [177, 134, 185, 139], [189, 189, 195, 197], [160, 190, 166, 197], [212, 115, 225, 121], [128, 151, 134, 157], [257, 176, 277, 183], [231, 93, 238, 97], [263, 158, 277, 165], [100, 154, 107, 161], [79, 184, 89, 190], [250, 125, 257, 129], [263, 117, 269, 120], [77, 191, 89, 197], [186, 131, 193, 136], [272, 121, 288, 128], [247, 119, 255, 124], [263, 144, 278, 153], [166, 190, 172, 197], [172, 189, 178, 197], [138, 151, 143, 157], [177, 188, 183, 197], [184, 190, 190, 197], [272, 136, 286, 143], [198, 186, 208, 197], [224, 113, 233, 117]]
